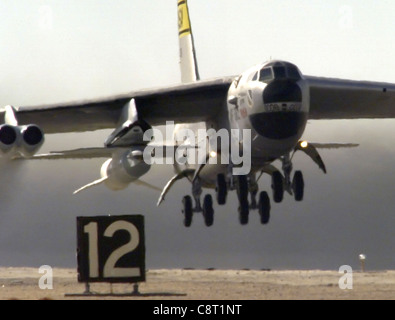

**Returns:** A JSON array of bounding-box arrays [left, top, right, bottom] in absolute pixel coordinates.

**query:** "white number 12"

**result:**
[[84, 220, 141, 278]]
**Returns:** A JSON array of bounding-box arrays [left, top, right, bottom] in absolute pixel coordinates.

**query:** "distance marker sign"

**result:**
[[77, 215, 145, 283]]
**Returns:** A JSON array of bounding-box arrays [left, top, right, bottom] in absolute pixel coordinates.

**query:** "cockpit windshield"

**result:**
[[259, 68, 273, 82], [273, 66, 286, 79], [286, 66, 301, 80], [257, 62, 302, 83]]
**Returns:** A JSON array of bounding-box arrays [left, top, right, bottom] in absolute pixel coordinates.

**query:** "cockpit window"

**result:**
[[258, 63, 302, 83], [287, 66, 301, 80], [273, 66, 286, 79], [259, 67, 273, 83]]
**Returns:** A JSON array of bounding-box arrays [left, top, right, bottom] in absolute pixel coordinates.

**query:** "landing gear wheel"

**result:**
[[238, 202, 249, 225], [203, 194, 214, 227], [216, 174, 227, 205], [292, 170, 304, 201], [182, 195, 193, 227], [237, 175, 249, 225], [258, 191, 271, 224], [271, 171, 284, 203]]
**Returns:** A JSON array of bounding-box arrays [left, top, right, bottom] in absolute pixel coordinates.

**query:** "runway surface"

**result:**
[[0, 267, 394, 300]]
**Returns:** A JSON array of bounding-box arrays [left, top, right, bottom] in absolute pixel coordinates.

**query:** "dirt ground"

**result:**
[[0, 267, 394, 300]]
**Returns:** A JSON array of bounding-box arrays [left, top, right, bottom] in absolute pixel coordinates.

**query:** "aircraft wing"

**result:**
[[306, 76, 395, 119], [5, 74, 395, 135], [4, 76, 234, 134]]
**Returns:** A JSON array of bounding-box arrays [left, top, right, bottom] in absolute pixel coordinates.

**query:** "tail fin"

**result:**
[[177, 0, 200, 83]]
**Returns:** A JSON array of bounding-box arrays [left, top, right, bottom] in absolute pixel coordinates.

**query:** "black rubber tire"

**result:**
[[182, 195, 193, 227], [258, 191, 271, 224], [237, 175, 249, 203], [292, 170, 304, 201], [237, 175, 249, 225], [216, 174, 227, 205], [203, 194, 214, 227], [238, 203, 249, 225], [271, 171, 284, 203]]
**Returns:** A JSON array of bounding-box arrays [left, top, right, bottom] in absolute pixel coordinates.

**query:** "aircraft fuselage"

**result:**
[[173, 60, 309, 187]]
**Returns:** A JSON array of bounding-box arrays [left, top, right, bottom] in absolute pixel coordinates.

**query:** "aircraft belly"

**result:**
[[173, 162, 227, 188], [249, 111, 308, 160], [249, 111, 308, 140], [198, 163, 228, 188], [251, 134, 299, 160]]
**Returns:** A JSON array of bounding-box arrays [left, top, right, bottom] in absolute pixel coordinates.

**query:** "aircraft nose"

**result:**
[[250, 110, 307, 140], [249, 80, 306, 140]]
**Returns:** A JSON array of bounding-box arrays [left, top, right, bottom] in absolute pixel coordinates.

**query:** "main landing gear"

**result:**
[[180, 170, 299, 227], [180, 164, 305, 227], [182, 178, 215, 227], [216, 173, 271, 226], [178, 142, 326, 227]]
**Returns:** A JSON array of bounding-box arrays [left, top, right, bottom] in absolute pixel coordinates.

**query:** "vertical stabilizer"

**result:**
[[177, 0, 200, 83]]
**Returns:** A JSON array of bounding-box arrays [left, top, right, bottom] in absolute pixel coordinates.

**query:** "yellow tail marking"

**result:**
[[178, 0, 191, 38]]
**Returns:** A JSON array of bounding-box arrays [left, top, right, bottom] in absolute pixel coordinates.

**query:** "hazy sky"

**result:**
[[0, 1, 394, 271]]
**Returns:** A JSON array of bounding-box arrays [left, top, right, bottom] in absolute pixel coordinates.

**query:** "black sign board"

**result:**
[[77, 215, 145, 283]]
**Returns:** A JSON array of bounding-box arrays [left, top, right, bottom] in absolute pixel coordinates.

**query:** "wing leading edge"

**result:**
[[3, 74, 395, 135], [4, 76, 234, 134], [307, 76, 395, 119]]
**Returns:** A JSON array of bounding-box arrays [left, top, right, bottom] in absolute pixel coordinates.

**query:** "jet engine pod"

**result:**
[[0, 124, 45, 157], [19, 125, 45, 157], [0, 124, 18, 154]]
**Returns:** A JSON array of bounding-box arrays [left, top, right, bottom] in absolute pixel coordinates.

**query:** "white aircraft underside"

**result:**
[[1, 0, 395, 227]]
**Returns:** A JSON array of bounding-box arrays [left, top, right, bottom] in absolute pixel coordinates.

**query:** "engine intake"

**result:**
[[0, 125, 18, 146], [21, 125, 44, 146], [0, 124, 45, 157], [19, 125, 45, 156]]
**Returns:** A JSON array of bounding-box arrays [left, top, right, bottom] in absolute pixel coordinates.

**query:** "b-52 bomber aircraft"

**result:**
[[1, 0, 395, 227]]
